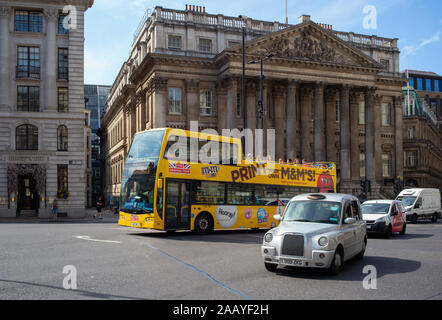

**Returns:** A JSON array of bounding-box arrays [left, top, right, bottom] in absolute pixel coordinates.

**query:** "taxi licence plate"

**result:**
[[130, 222, 139, 227], [280, 258, 303, 266]]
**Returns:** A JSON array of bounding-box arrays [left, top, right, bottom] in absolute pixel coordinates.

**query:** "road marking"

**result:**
[[74, 236, 122, 244], [137, 239, 254, 300]]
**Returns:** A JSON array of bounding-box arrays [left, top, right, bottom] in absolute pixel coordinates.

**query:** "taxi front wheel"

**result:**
[[264, 262, 278, 272], [328, 248, 343, 276]]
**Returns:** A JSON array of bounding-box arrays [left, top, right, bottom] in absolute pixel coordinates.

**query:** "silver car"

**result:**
[[261, 193, 367, 275]]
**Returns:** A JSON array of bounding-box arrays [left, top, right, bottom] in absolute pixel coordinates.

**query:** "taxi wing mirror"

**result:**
[[344, 217, 356, 224], [273, 214, 281, 221]]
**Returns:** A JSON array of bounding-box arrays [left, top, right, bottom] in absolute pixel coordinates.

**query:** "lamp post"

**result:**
[[248, 53, 274, 130]]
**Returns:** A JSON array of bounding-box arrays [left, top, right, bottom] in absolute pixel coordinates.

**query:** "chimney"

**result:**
[[298, 14, 311, 24], [185, 4, 188, 10]]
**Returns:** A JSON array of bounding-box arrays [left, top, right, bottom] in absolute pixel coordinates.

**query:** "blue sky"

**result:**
[[84, 0, 442, 85]]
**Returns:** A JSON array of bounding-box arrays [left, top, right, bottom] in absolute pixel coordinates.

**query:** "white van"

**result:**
[[396, 189, 441, 223]]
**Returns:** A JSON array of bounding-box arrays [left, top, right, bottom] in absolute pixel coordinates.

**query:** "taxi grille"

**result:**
[[281, 234, 304, 257]]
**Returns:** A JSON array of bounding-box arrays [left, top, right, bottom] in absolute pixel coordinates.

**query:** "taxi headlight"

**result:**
[[318, 236, 329, 247], [264, 233, 273, 243]]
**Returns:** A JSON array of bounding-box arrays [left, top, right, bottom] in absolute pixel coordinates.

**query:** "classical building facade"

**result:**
[[102, 6, 406, 203], [402, 86, 442, 191], [0, 0, 94, 217]]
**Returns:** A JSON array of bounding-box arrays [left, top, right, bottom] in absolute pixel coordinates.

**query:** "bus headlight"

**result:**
[[318, 236, 328, 247], [264, 233, 273, 243]]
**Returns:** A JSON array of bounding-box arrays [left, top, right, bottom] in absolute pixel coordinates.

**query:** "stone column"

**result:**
[[186, 79, 199, 129], [152, 77, 168, 128], [394, 95, 404, 180], [273, 85, 286, 161], [216, 80, 227, 131], [364, 87, 376, 194], [350, 90, 361, 184], [313, 82, 326, 162], [286, 81, 298, 160], [44, 9, 58, 111], [246, 81, 257, 130], [340, 85, 351, 184], [0, 6, 10, 111], [300, 87, 313, 161], [226, 78, 237, 130], [374, 95, 383, 183], [139, 91, 146, 131]]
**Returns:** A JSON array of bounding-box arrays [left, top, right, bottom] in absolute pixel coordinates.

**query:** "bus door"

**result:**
[[165, 180, 191, 230]]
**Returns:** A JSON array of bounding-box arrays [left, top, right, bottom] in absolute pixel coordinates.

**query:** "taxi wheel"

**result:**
[[328, 248, 343, 276], [264, 262, 278, 272], [410, 214, 418, 224], [400, 223, 406, 235], [356, 238, 367, 260], [194, 213, 213, 235], [384, 225, 392, 239]]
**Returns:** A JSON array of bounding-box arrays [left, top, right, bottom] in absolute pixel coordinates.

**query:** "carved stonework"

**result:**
[[150, 77, 168, 93], [44, 8, 58, 22], [254, 27, 354, 65], [0, 6, 11, 17]]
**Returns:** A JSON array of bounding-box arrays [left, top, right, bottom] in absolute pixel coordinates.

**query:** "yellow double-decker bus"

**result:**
[[118, 128, 336, 234]]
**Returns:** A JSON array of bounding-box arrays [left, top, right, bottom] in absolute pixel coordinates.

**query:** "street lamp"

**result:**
[[248, 53, 274, 130], [239, 15, 247, 156]]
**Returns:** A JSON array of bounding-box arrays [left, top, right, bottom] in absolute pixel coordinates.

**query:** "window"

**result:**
[[58, 88, 68, 112], [16, 124, 38, 150], [417, 78, 423, 90], [58, 14, 68, 34], [168, 35, 181, 49], [200, 90, 212, 115], [360, 153, 365, 178], [199, 38, 212, 53], [57, 125, 68, 151], [382, 154, 392, 178], [14, 10, 43, 32], [407, 127, 414, 139], [193, 181, 226, 204], [381, 103, 391, 126], [17, 46, 40, 79], [409, 77, 414, 88], [168, 88, 182, 114], [407, 151, 417, 168], [435, 80, 440, 92], [228, 41, 241, 48], [17, 86, 40, 112], [380, 59, 390, 71], [58, 48, 68, 80], [358, 101, 365, 124], [236, 93, 241, 117], [57, 164, 68, 193], [425, 79, 432, 92]]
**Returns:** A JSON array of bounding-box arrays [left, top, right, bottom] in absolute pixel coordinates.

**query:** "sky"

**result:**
[[84, 0, 442, 86]]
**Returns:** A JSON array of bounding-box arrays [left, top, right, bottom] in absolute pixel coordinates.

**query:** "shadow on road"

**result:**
[[0, 279, 145, 300], [272, 255, 421, 281], [368, 233, 433, 240], [129, 229, 267, 244]]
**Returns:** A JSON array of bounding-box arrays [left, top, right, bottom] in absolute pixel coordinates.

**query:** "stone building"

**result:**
[[402, 85, 442, 191], [0, 0, 94, 217], [101, 6, 406, 203]]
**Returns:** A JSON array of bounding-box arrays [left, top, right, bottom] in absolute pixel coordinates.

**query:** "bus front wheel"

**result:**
[[194, 213, 213, 235]]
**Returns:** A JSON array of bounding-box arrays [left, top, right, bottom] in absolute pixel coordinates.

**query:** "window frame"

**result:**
[[58, 48, 69, 80], [199, 38, 212, 53], [57, 164, 69, 193], [199, 89, 213, 116], [57, 125, 68, 151], [16, 46, 40, 79], [381, 102, 391, 126], [14, 10, 43, 33], [57, 87, 68, 112], [17, 86, 40, 112], [168, 87, 182, 115], [167, 35, 182, 50], [16, 124, 38, 150], [382, 153, 392, 178]]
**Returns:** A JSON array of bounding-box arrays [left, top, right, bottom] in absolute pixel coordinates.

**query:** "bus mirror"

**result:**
[[157, 179, 163, 189]]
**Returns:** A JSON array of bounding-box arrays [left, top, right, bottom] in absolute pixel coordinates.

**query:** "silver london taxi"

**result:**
[[261, 193, 367, 275]]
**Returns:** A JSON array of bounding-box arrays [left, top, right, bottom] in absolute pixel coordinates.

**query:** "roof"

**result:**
[[290, 193, 357, 202], [402, 69, 441, 77], [362, 200, 395, 204]]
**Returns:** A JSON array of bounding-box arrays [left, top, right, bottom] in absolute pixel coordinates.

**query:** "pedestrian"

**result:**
[[52, 198, 58, 220], [95, 196, 104, 219]]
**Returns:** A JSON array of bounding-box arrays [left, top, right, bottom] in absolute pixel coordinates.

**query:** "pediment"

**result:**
[[226, 21, 383, 70]]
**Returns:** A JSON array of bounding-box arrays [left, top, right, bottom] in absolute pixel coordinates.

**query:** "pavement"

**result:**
[[0, 208, 119, 223]]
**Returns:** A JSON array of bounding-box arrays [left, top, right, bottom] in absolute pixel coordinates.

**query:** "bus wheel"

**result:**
[[194, 213, 213, 235], [431, 213, 438, 223]]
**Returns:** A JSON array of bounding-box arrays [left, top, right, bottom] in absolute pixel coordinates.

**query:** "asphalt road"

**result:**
[[0, 217, 441, 300]]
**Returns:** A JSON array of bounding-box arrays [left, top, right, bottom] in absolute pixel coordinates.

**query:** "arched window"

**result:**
[[16, 124, 38, 150], [57, 125, 68, 151]]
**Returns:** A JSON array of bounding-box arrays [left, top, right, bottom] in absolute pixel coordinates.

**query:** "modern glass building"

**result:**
[[84, 84, 111, 205]]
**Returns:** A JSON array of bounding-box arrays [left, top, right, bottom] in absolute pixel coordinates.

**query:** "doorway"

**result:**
[[165, 180, 191, 231], [17, 174, 39, 214]]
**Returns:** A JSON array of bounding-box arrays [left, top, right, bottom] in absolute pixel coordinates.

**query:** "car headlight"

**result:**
[[264, 233, 273, 243], [376, 216, 387, 223], [318, 236, 328, 247]]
